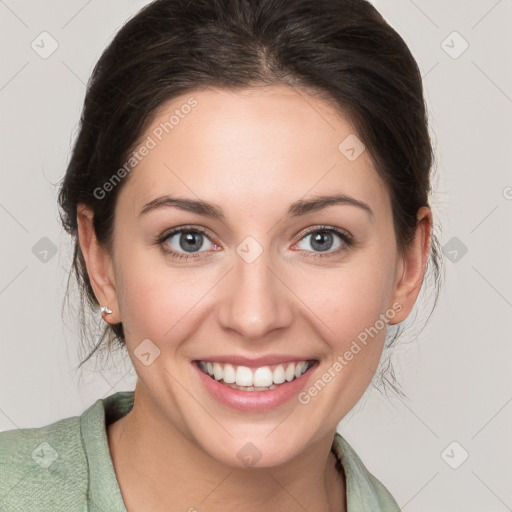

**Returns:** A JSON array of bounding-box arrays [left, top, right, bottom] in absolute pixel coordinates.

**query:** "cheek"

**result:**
[[294, 249, 397, 365], [312, 280, 387, 361], [307, 257, 395, 329], [114, 250, 213, 350]]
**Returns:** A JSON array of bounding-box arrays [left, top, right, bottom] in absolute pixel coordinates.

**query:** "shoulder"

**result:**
[[0, 414, 88, 512], [332, 432, 401, 512]]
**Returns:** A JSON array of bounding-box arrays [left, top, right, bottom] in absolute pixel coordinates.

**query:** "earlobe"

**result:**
[[76, 204, 120, 324], [388, 206, 432, 325]]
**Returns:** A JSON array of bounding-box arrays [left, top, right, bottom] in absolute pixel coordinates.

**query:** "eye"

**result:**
[[158, 226, 218, 260], [156, 224, 352, 262], [294, 226, 352, 258]]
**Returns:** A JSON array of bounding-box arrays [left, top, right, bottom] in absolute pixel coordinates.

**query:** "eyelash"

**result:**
[[156, 225, 353, 262]]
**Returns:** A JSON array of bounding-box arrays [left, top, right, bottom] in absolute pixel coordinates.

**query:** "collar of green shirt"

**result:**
[[81, 391, 401, 511]]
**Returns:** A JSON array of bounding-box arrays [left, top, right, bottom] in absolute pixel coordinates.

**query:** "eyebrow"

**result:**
[[138, 193, 374, 219]]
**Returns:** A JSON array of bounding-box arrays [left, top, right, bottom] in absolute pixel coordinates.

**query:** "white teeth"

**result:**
[[285, 363, 296, 381], [295, 362, 306, 379], [199, 359, 313, 388], [225, 383, 279, 391], [213, 362, 223, 381], [272, 365, 286, 384], [253, 367, 273, 387], [235, 366, 253, 386], [223, 364, 236, 384]]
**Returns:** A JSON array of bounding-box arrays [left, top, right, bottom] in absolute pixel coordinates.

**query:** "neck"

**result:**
[[107, 385, 346, 512]]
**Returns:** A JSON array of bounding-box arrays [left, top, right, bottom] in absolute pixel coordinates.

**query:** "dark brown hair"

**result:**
[[58, 0, 443, 397]]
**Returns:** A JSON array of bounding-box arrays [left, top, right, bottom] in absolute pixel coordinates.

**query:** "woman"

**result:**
[[0, 0, 441, 510]]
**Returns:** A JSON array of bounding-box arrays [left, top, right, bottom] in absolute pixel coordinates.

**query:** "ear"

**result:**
[[388, 206, 432, 325], [76, 203, 121, 324]]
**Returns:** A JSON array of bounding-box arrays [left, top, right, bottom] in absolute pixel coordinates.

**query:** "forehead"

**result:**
[[118, 85, 390, 218]]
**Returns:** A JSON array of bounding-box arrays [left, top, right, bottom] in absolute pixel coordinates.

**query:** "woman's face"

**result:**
[[91, 84, 426, 467]]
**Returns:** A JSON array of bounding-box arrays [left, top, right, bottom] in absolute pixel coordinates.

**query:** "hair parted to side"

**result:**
[[58, 0, 443, 397]]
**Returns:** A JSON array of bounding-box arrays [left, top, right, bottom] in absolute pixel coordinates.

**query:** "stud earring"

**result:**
[[100, 305, 113, 315]]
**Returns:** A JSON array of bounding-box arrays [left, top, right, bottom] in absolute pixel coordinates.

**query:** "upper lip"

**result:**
[[194, 354, 317, 368]]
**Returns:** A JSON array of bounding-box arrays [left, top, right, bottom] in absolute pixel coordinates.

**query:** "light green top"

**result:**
[[0, 391, 400, 511]]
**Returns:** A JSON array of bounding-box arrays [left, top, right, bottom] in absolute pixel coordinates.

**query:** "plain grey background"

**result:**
[[0, 1, 511, 510]]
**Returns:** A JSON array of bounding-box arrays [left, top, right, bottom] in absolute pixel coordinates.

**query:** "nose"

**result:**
[[216, 245, 294, 341]]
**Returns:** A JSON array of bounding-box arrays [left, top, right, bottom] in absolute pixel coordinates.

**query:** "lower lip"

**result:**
[[193, 361, 318, 412]]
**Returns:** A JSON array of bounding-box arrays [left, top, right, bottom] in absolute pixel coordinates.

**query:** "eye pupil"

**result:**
[[311, 231, 333, 252], [180, 230, 203, 252]]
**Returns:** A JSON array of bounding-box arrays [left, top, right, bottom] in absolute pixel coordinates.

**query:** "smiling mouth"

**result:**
[[195, 359, 317, 391]]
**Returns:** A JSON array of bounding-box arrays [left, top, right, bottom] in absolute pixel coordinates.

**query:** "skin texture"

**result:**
[[77, 84, 432, 511]]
